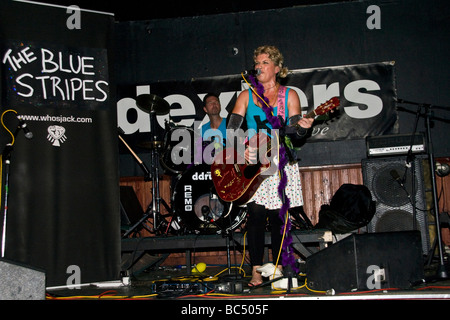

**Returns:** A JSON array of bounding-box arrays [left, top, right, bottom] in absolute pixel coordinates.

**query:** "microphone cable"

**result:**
[[1, 109, 18, 147]]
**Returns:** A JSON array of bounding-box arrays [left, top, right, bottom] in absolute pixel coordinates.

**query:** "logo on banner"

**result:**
[[117, 62, 397, 144], [47, 125, 67, 147]]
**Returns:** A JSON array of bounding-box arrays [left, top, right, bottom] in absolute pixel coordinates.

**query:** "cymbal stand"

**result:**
[[119, 125, 170, 237], [148, 110, 175, 234], [132, 94, 174, 235]]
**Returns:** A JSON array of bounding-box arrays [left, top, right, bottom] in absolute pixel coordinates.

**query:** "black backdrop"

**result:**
[[116, 62, 398, 176], [0, 1, 120, 286], [114, 0, 449, 170]]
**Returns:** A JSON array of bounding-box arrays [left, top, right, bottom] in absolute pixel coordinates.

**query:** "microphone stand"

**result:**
[[1, 124, 27, 257], [403, 103, 422, 232], [1, 144, 13, 258], [397, 99, 449, 279]]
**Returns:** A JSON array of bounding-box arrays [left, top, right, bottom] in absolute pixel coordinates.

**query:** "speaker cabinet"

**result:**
[[361, 156, 430, 254], [306, 231, 424, 292], [0, 259, 46, 300]]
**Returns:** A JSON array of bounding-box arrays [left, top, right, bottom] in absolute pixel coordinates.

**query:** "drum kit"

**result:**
[[120, 94, 247, 237]]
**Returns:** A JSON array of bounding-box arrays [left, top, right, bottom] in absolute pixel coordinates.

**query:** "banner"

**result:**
[[0, 2, 119, 287], [117, 62, 397, 150], [3, 42, 109, 109]]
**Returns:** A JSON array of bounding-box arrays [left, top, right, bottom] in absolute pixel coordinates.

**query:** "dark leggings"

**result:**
[[246, 202, 284, 267]]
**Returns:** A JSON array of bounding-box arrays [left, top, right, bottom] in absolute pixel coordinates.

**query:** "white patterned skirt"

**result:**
[[250, 161, 304, 210]]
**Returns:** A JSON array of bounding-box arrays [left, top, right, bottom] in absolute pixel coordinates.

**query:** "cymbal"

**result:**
[[136, 94, 170, 115]]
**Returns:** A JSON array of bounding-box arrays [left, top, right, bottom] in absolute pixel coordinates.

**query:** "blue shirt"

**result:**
[[245, 88, 290, 137], [201, 118, 227, 145]]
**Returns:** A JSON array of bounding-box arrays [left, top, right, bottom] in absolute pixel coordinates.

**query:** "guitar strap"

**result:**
[[276, 86, 296, 163], [276, 86, 287, 121]]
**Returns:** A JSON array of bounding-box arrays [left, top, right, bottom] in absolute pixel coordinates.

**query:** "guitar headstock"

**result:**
[[315, 97, 340, 116]]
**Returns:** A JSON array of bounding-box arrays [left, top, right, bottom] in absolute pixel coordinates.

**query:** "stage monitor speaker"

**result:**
[[0, 258, 46, 300], [306, 231, 424, 293], [361, 155, 430, 254]]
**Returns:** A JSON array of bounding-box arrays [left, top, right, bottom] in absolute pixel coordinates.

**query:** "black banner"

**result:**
[[117, 61, 398, 152], [0, 2, 119, 287]]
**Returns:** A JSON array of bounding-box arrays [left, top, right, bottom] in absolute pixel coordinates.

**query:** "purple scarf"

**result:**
[[248, 76, 297, 273]]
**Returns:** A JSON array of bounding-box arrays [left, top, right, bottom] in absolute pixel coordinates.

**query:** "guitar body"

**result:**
[[211, 132, 273, 205], [211, 97, 340, 204]]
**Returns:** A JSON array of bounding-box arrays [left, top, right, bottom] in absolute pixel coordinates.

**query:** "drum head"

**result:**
[[161, 126, 195, 174], [172, 164, 246, 234]]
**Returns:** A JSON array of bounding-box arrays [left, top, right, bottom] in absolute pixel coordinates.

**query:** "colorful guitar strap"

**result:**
[[276, 85, 287, 120]]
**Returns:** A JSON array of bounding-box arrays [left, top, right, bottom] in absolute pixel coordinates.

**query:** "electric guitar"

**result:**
[[210, 97, 340, 204]]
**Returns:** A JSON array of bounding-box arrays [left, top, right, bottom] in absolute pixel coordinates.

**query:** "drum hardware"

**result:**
[[136, 140, 164, 150], [220, 202, 246, 281], [172, 165, 247, 278], [119, 127, 167, 236], [118, 127, 151, 235], [159, 123, 221, 175], [172, 164, 247, 235], [120, 94, 174, 236], [160, 122, 196, 175], [135, 94, 170, 115]]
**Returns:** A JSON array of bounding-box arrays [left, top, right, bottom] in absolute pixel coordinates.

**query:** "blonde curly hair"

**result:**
[[253, 45, 289, 78]]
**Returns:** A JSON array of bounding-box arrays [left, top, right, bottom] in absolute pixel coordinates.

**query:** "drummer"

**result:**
[[200, 93, 227, 164], [201, 93, 227, 145]]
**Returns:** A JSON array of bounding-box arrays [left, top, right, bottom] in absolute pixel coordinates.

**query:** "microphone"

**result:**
[[17, 116, 33, 139], [242, 69, 261, 76], [390, 169, 404, 187]]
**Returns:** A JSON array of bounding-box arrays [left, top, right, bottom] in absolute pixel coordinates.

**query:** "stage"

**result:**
[[1, 1, 450, 308], [45, 259, 450, 301], [45, 230, 450, 302]]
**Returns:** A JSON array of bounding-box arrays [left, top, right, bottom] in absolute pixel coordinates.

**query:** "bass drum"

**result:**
[[172, 164, 247, 234]]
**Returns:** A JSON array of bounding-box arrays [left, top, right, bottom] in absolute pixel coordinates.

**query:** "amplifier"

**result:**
[[366, 133, 425, 157]]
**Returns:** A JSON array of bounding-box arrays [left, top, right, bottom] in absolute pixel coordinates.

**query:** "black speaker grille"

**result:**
[[362, 156, 430, 254], [375, 209, 416, 232], [373, 163, 414, 207]]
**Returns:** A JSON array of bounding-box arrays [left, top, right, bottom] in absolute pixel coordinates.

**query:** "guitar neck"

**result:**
[[304, 109, 316, 119], [303, 97, 339, 119]]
